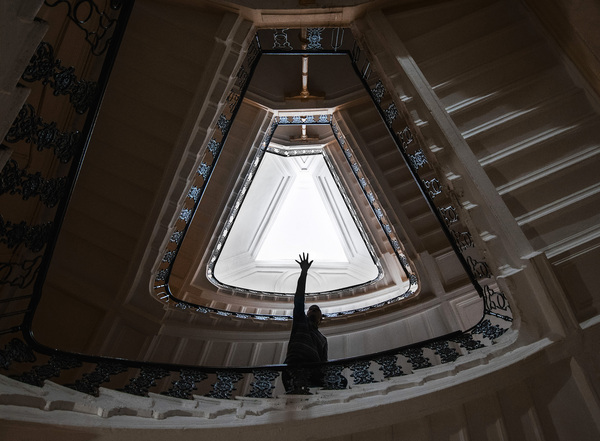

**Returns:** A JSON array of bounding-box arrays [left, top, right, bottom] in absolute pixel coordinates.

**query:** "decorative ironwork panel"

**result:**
[[438, 205, 459, 226], [247, 369, 279, 398], [400, 347, 432, 371], [452, 230, 474, 250], [67, 361, 127, 396], [397, 126, 414, 151], [321, 364, 347, 390], [370, 80, 385, 104], [163, 368, 208, 400], [22, 41, 98, 114], [383, 102, 398, 127], [471, 319, 507, 341], [43, 0, 125, 56], [349, 360, 376, 385], [426, 341, 461, 364], [306, 28, 324, 49], [217, 114, 230, 135], [375, 355, 404, 378], [207, 138, 220, 157], [0, 159, 67, 207], [0, 216, 54, 252], [483, 285, 511, 320], [449, 333, 485, 352], [5, 103, 80, 163], [0, 339, 36, 369], [12, 353, 81, 387], [272, 29, 292, 50], [409, 149, 428, 170], [206, 371, 244, 399], [467, 256, 492, 279], [0, 255, 42, 289], [423, 178, 442, 199], [121, 366, 170, 397]]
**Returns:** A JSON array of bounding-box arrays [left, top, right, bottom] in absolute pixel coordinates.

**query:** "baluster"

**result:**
[[121, 366, 170, 397], [66, 361, 128, 396], [471, 319, 507, 342], [163, 368, 208, 400], [12, 353, 81, 387], [206, 371, 244, 399], [247, 369, 279, 398], [0, 338, 35, 369], [375, 355, 404, 378], [321, 364, 348, 390], [400, 347, 432, 372], [425, 340, 461, 364], [349, 360, 376, 385], [449, 333, 485, 352]]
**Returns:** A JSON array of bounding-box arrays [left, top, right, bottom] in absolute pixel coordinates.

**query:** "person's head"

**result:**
[[307, 304, 322, 326]]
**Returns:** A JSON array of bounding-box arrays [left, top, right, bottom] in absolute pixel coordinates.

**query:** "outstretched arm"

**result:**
[[293, 253, 313, 317]]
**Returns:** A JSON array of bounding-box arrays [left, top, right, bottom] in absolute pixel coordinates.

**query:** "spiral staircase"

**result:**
[[1, 0, 600, 439]]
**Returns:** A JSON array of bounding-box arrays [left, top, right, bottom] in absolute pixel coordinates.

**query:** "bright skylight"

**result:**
[[256, 166, 348, 262], [212, 145, 380, 294]]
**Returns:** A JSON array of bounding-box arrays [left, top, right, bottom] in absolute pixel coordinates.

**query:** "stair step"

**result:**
[[405, 0, 520, 64], [467, 90, 595, 158], [386, 0, 496, 42], [419, 18, 539, 88], [451, 67, 575, 133], [485, 120, 600, 188], [434, 42, 556, 105], [503, 155, 600, 218]]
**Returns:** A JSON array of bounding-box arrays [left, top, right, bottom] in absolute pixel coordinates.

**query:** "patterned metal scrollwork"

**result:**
[[44, 0, 124, 56], [306, 28, 324, 49], [247, 369, 279, 398], [400, 347, 432, 371], [321, 364, 347, 390], [22, 41, 98, 114], [0, 255, 42, 289], [467, 256, 492, 279], [426, 341, 460, 364], [438, 205, 459, 226], [0, 339, 36, 369], [66, 361, 128, 396], [383, 102, 398, 127], [163, 368, 208, 400], [409, 149, 428, 170], [206, 371, 244, 399], [423, 178, 442, 199], [0, 159, 67, 207], [482, 285, 511, 320], [273, 29, 292, 50], [0, 216, 53, 252], [397, 126, 413, 151], [375, 355, 404, 378], [471, 319, 507, 341], [349, 360, 376, 385], [452, 230, 474, 250], [121, 366, 170, 397], [371, 80, 385, 104], [12, 353, 81, 387], [4, 103, 80, 163], [449, 333, 485, 351], [207, 138, 220, 157], [217, 114, 230, 135]]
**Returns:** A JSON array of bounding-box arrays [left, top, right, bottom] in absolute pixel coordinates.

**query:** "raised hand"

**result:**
[[295, 252, 313, 272]]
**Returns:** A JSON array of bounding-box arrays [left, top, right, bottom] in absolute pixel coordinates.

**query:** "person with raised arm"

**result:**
[[284, 253, 327, 391]]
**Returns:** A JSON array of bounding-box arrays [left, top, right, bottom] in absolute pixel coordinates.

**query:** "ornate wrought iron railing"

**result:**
[[1, 20, 512, 401]]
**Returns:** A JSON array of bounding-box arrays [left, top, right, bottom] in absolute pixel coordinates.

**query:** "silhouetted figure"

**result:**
[[283, 253, 327, 392]]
